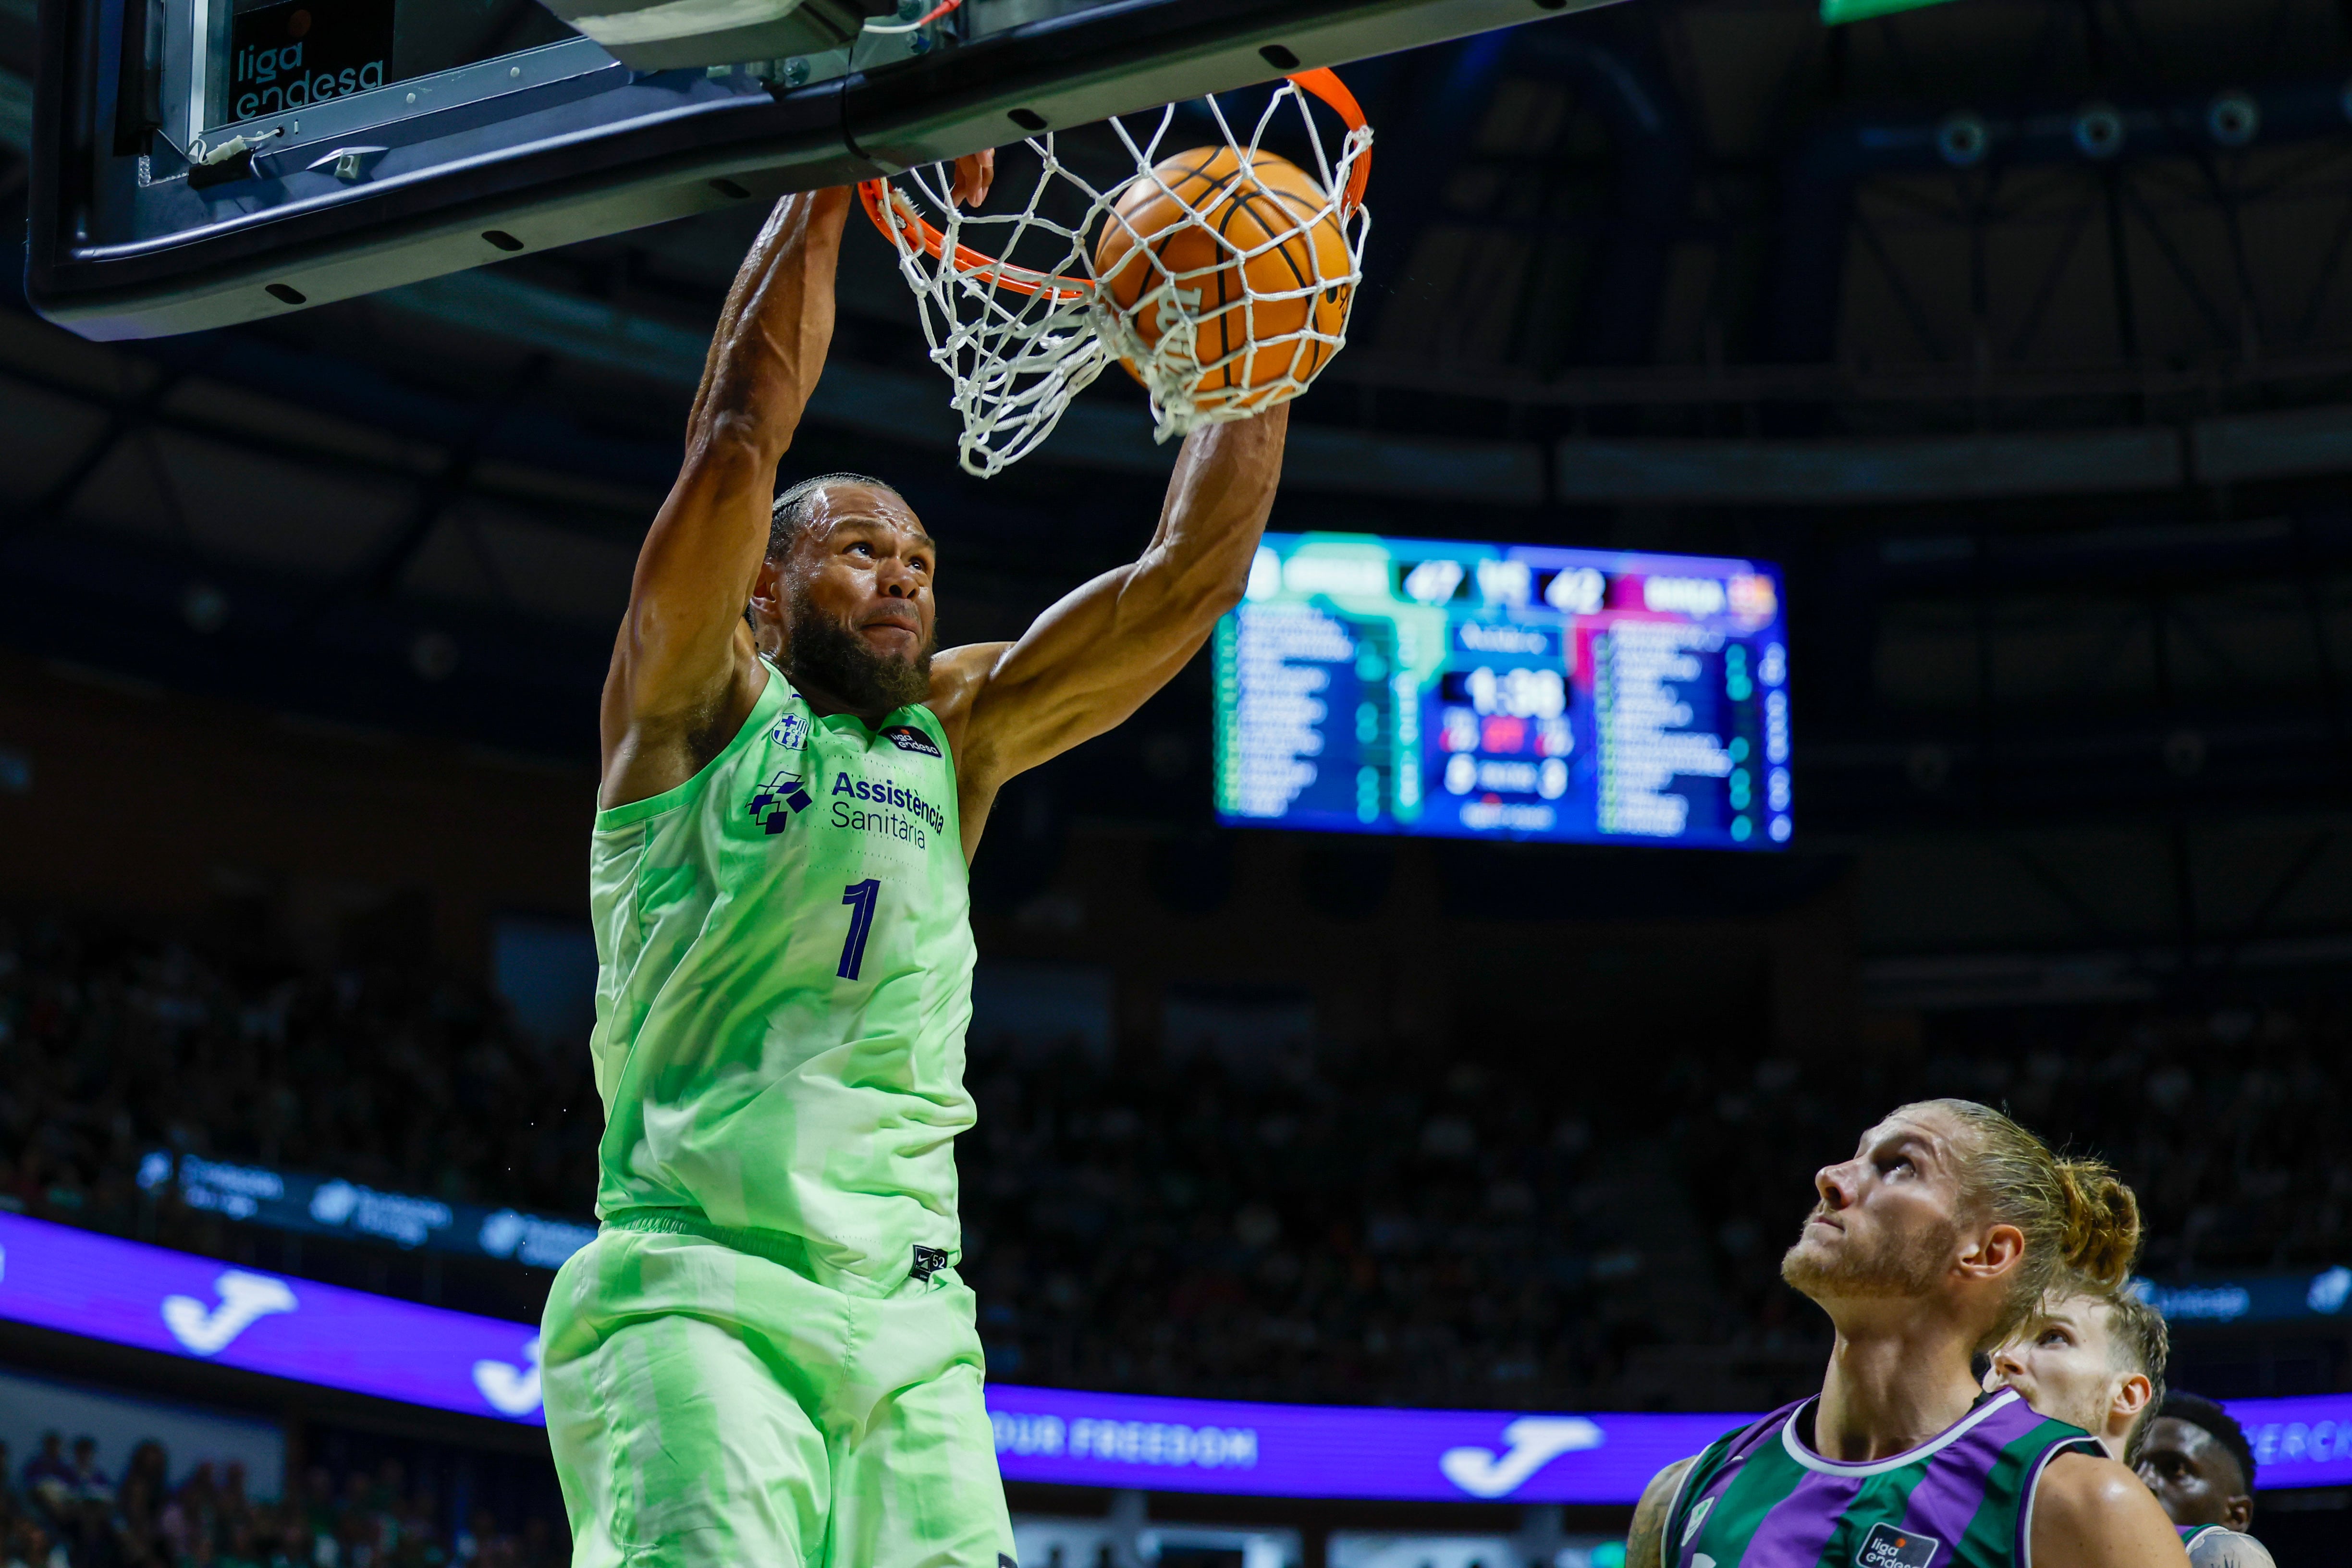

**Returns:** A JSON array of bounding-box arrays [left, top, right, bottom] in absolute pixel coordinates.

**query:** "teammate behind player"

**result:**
[[540, 172, 1294, 1568], [2140, 1393, 2273, 1568], [1984, 1281, 2168, 1464], [1984, 1289, 2275, 1568], [1627, 1099, 2186, 1568]]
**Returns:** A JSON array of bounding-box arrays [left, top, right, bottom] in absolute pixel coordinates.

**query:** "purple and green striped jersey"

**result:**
[[1664, 1387, 2102, 1568]]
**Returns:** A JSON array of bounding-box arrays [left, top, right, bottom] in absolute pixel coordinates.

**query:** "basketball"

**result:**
[[1090, 145, 1355, 412]]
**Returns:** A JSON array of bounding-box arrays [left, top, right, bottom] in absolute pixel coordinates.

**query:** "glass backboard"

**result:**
[[31, 0, 1616, 341]]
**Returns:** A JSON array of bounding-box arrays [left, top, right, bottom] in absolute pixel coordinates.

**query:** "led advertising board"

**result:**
[[1215, 534, 1790, 850], [7, 1215, 2348, 1499], [137, 1151, 596, 1270]]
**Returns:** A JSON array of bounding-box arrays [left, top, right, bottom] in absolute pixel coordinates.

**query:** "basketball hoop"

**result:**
[[858, 70, 1372, 478]]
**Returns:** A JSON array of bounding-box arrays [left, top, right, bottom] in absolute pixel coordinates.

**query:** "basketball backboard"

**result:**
[[30, 0, 1618, 341]]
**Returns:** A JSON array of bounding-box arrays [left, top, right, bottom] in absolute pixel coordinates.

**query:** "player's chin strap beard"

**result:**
[[784, 581, 934, 715]]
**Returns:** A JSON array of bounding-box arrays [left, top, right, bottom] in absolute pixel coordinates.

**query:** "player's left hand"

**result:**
[[950, 149, 994, 208]]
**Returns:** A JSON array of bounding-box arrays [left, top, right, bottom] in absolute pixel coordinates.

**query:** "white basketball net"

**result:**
[[861, 75, 1372, 478]]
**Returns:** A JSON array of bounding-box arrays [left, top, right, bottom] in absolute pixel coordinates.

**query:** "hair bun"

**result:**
[[2055, 1157, 2142, 1288]]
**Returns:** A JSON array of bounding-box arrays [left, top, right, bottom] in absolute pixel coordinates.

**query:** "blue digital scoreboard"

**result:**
[[1213, 534, 1791, 850]]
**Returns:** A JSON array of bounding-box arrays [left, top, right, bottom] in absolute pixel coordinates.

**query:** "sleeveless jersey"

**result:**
[[2180, 1527, 2222, 1552], [1665, 1388, 2102, 1568], [586, 661, 975, 1296]]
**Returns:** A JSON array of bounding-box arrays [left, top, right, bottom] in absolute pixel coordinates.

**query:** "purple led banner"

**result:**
[[985, 1386, 1733, 1502], [0, 1213, 548, 1422], [6, 1213, 2349, 1501]]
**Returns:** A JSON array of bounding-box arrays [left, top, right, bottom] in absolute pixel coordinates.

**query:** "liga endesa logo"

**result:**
[[230, 41, 387, 120]]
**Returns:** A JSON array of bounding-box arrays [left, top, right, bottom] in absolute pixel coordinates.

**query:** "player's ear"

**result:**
[[1958, 1222, 2026, 1281], [2223, 1491, 2254, 1532], [2114, 1371, 2152, 1422], [748, 553, 788, 644]]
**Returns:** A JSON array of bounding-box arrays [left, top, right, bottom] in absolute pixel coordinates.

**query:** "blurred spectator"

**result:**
[[21, 1436, 70, 1523], [63, 1444, 105, 1506], [451, 1511, 494, 1567], [112, 1466, 162, 1567], [5, 1519, 68, 1568]]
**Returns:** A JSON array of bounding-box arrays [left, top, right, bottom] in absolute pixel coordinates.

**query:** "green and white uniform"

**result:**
[[2179, 1524, 2268, 1568], [541, 661, 1013, 1568]]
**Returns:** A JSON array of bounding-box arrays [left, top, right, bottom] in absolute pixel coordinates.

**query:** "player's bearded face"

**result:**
[[786, 578, 935, 713], [1780, 1200, 1958, 1300]]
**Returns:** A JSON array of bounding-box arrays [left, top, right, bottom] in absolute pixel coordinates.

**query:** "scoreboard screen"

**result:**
[[1213, 534, 1791, 851]]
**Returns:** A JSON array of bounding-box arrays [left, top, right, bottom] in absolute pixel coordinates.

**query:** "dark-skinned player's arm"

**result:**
[[1625, 1458, 1694, 1568], [925, 404, 1289, 858], [599, 187, 848, 811], [600, 158, 993, 812], [2031, 1453, 2194, 1568]]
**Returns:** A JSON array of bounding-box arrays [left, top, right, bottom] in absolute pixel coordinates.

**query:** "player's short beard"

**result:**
[[1780, 1208, 1959, 1302], [2049, 1381, 2114, 1441], [784, 579, 934, 714]]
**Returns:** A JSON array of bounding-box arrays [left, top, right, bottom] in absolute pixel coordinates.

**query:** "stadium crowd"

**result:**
[[5, 907, 2348, 1408], [0, 913, 602, 1231], [0, 1434, 556, 1568]]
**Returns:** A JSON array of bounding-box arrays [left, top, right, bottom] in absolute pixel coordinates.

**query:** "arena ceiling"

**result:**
[[4, 0, 2352, 975]]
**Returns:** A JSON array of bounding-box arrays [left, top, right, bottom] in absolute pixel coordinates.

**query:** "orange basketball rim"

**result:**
[[856, 68, 1373, 301]]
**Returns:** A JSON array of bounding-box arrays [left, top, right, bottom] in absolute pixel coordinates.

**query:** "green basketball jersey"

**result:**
[[586, 660, 975, 1296]]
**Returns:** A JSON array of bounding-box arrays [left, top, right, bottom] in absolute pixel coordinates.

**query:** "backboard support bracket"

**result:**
[[31, 0, 1629, 341]]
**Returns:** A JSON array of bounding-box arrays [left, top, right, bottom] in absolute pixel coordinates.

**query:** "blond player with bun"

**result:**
[[1628, 1100, 2187, 1568]]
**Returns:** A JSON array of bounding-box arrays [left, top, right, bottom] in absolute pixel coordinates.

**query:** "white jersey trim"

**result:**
[[1778, 1387, 2027, 1478], [2015, 1426, 2103, 1568]]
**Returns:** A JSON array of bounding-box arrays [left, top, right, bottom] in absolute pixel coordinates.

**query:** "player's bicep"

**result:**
[[614, 435, 774, 719], [954, 557, 1232, 782]]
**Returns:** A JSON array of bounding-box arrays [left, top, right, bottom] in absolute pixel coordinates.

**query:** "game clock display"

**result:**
[[1214, 534, 1791, 851]]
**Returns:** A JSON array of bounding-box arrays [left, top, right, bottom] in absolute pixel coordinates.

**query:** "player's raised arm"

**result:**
[[600, 186, 853, 809], [927, 404, 1289, 845]]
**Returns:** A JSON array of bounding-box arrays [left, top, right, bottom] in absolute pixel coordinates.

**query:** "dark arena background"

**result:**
[[10, 0, 2352, 1564]]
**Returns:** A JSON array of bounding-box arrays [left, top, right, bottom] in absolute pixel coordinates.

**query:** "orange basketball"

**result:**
[[1091, 146, 1354, 412]]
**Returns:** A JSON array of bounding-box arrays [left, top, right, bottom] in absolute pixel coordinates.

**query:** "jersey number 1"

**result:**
[[838, 879, 881, 980]]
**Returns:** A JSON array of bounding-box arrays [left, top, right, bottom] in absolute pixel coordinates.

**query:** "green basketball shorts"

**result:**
[[539, 1221, 1015, 1568]]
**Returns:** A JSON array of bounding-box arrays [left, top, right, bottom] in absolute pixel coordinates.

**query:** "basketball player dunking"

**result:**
[[537, 174, 1291, 1568], [1628, 1100, 2188, 1568]]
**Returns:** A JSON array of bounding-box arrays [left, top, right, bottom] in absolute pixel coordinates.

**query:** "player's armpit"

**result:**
[[930, 405, 1288, 798], [1626, 1457, 1695, 1568], [2029, 1453, 2192, 1568], [2188, 1531, 2277, 1568]]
